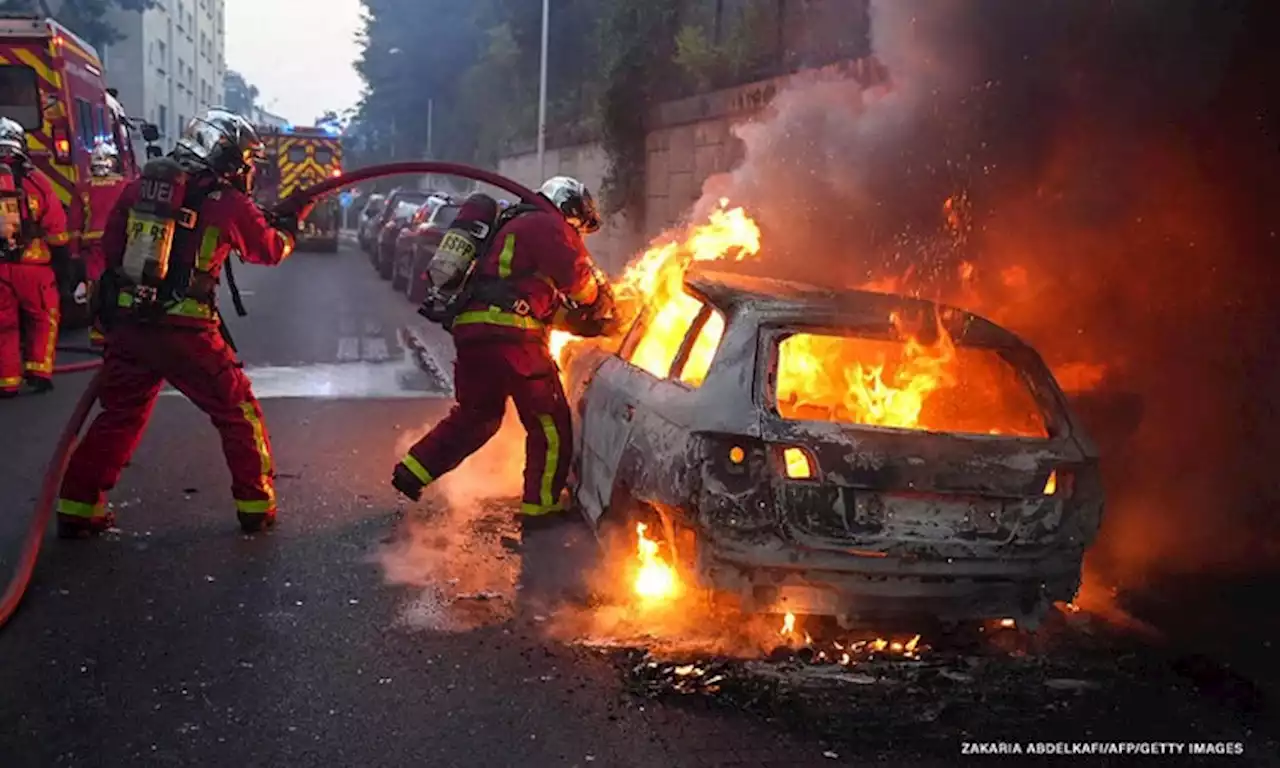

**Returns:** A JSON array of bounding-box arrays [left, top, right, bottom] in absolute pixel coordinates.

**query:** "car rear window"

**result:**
[[771, 331, 1048, 438], [394, 201, 420, 220], [427, 204, 459, 229]]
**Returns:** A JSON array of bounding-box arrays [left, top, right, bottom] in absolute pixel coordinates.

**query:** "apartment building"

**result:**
[[102, 0, 227, 150]]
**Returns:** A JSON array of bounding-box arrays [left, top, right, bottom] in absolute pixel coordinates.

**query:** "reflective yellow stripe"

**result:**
[[46, 232, 70, 246], [537, 413, 560, 508], [0, 375, 21, 389], [452, 308, 544, 331], [235, 498, 275, 514], [400, 454, 433, 485], [239, 401, 273, 479], [57, 498, 105, 519], [118, 292, 216, 320], [520, 500, 566, 517], [497, 234, 516, 278], [82, 230, 104, 241], [32, 306, 58, 373], [169, 298, 215, 319], [197, 225, 221, 271]]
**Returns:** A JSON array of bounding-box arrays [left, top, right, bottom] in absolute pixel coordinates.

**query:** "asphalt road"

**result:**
[[0, 239, 1277, 767]]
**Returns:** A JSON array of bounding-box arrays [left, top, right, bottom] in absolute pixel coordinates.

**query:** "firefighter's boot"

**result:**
[[238, 510, 276, 534], [25, 374, 53, 394], [57, 509, 116, 539], [391, 463, 425, 502]]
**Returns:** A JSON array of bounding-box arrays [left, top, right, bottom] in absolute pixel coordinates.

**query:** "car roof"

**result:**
[[683, 265, 1030, 349]]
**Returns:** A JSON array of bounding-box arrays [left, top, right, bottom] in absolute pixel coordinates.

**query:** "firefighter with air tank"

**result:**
[[393, 177, 618, 537], [55, 107, 311, 539], [0, 117, 71, 398]]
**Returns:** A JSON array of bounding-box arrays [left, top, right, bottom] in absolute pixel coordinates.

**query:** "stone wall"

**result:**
[[496, 144, 641, 275], [497, 56, 886, 273]]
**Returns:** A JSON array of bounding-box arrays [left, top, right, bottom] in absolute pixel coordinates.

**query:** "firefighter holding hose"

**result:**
[[55, 108, 310, 538], [0, 117, 71, 398], [394, 176, 618, 534]]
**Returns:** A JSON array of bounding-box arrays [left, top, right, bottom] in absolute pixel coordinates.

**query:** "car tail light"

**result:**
[[1043, 468, 1074, 498], [779, 446, 819, 481]]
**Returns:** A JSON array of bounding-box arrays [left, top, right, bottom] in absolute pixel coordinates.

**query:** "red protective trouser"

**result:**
[[57, 323, 276, 522], [0, 262, 59, 393], [402, 339, 572, 516]]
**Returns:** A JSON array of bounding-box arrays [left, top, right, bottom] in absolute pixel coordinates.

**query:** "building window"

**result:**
[[158, 105, 168, 136]]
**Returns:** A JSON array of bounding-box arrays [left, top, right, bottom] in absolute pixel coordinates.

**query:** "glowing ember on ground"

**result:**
[[633, 523, 680, 603], [999, 618, 1017, 629]]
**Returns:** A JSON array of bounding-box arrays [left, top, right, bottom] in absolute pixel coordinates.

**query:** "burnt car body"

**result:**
[[564, 268, 1103, 627], [404, 199, 461, 304]]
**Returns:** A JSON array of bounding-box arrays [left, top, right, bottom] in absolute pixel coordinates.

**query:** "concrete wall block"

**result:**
[[668, 125, 696, 174], [694, 143, 728, 188], [694, 119, 729, 148], [668, 172, 696, 213], [646, 150, 669, 197]]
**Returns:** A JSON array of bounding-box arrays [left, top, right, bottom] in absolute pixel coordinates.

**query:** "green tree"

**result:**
[[0, 0, 155, 49]]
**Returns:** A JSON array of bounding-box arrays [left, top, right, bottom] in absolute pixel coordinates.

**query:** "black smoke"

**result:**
[[697, 0, 1280, 584]]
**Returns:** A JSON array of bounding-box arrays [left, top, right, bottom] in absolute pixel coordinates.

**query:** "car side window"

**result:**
[[673, 306, 725, 387], [624, 292, 714, 383]]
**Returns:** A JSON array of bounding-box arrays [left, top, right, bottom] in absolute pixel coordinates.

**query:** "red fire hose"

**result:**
[[0, 161, 548, 630]]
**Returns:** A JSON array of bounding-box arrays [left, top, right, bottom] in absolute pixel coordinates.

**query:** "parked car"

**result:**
[[356, 193, 387, 252], [368, 188, 432, 266], [562, 266, 1104, 629], [391, 197, 447, 292], [402, 199, 462, 302], [375, 198, 428, 279]]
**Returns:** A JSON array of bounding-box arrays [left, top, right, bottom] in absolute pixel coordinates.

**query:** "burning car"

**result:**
[[563, 265, 1103, 629]]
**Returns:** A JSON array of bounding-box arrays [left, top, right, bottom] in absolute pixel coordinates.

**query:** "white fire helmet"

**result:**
[[90, 141, 120, 176], [0, 117, 27, 160]]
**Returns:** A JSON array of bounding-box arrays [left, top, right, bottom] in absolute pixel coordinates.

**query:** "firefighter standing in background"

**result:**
[[0, 117, 70, 397], [393, 176, 617, 534], [83, 141, 127, 346], [56, 108, 309, 538], [82, 141, 126, 281]]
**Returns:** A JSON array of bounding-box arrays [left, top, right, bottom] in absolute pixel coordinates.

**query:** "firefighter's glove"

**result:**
[[268, 201, 315, 236]]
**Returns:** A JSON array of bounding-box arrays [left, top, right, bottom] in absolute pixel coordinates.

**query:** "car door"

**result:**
[[576, 297, 720, 523]]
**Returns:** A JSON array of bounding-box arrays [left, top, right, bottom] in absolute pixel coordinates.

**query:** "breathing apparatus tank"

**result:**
[[0, 163, 23, 261], [419, 193, 501, 326], [120, 157, 194, 304]]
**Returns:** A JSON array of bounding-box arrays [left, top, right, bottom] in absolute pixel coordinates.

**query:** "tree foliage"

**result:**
[[0, 0, 155, 48]]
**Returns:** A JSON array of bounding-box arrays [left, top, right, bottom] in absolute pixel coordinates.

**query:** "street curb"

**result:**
[[401, 324, 454, 397]]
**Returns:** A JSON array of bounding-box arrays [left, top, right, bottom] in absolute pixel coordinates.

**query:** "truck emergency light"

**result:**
[[52, 129, 71, 163]]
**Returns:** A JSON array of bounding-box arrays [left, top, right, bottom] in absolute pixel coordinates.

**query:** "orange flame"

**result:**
[[633, 523, 680, 603]]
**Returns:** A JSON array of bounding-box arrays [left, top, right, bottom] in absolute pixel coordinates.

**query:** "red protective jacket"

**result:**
[[81, 174, 127, 280], [13, 164, 69, 264], [104, 175, 295, 326], [452, 207, 598, 342]]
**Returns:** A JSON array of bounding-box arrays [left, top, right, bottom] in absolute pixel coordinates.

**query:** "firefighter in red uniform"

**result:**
[[83, 141, 126, 346], [0, 117, 71, 397], [82, 141, 126, 281], [392, 177, 618, 534], [56, 108, 309, 538]]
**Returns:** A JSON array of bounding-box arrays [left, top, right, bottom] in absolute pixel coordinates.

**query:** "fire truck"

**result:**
[[0, 13, 155, 326], [254, 124, 343, 252]]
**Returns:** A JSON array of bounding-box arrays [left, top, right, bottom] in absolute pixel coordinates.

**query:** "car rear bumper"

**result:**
[[697, 530, 1084, 623]]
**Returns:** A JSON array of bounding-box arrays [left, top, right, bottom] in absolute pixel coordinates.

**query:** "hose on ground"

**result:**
[[0, 370, 101, 629], [0, 160, 547, 630]]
